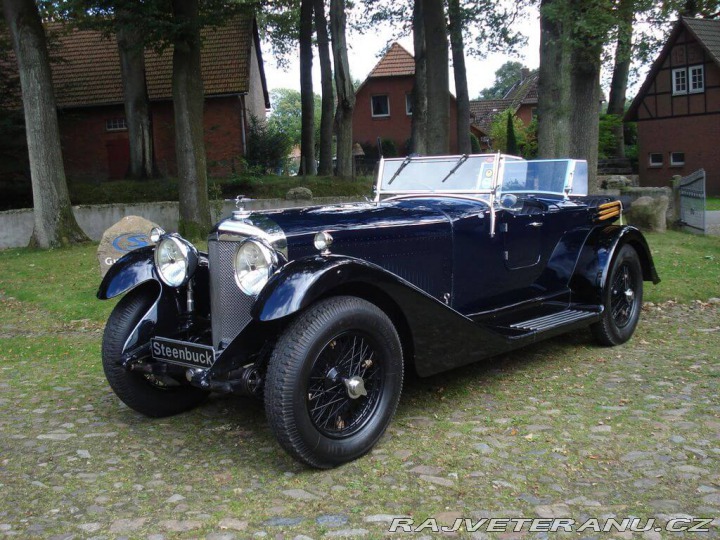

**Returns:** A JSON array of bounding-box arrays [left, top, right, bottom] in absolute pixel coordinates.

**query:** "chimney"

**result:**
[[521, 68, 530, 81]]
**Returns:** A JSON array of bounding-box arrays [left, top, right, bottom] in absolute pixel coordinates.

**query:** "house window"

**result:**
[[670, 152, 685, 166], [648, 153, 663, 167], [689, 64, 704, 93], [672, 68, 687, 95], [106, 118, 128, 131], [405, 94, 413, 116], [371, 95, 390, 117]]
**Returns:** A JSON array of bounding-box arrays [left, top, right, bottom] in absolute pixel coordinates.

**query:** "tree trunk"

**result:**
[[537, 0, 571, 158], [3, 0, 88, 248], [116, 11, 155, 179], [171, 0, 211, 238], [330, 0, 355, 178], [606, 0, 633, 158], [314, 0, 334, 176], [299, 0, 317, 176], [569, 51, 601, 192], [448, 0, 470, 154], [410, 0, 427, 155], [423, 0, 449, 155]]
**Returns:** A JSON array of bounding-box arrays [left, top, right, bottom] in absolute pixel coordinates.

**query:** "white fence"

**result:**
[[0, 197, 362, 249]]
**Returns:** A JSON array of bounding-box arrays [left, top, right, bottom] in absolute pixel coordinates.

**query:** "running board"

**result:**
[[510, 309, 597, 332]]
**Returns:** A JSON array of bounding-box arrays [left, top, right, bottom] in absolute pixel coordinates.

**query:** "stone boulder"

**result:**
[[601, 175, 632, 190], [286, 187, 313, 200], [625, 195, 669, 233], [97, 215, 160, 277]]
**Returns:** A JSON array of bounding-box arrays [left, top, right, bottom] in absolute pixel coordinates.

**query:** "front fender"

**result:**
[[252, 255, 398, 321], [97, 246, 158, 300], [570, 225, 660, 304], [252, 255, 514, 377]]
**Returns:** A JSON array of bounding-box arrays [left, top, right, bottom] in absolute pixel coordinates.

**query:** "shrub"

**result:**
[[246, 115, 293, 176], [470, 133, 481, 154]]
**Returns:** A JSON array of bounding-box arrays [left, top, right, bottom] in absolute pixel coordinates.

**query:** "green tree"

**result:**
[[506, 111, 518, 155], [330, 0, 355, 177], [448, 0, 470, 153], [171, 0, 212, 238], [268, 88, 321, 149], [479, 61, 529, 99], [246, 115, 292, 174], [423, 0, 449, 155], [3, 0, 88, 247], [298, 0, 316, 175], [538, 0, 616, 191], [489, 109, 537, 158], [314, 0, 334, 175]]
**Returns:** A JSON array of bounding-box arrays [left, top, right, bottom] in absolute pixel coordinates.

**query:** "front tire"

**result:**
[[264, 296, 403, 468], [591, 244, 644, 346], [102, 289, 208, 417]]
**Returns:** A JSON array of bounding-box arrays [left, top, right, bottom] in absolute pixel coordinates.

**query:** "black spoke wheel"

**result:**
[[307, 332, 384, 438], [265, 296, 403, 468], [591, 244, 643, 346], [102, 288, 208, 417]]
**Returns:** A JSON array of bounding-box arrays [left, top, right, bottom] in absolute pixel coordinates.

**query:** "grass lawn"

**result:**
[[0, 230, 718, 538], [707, 196, 720, 211]]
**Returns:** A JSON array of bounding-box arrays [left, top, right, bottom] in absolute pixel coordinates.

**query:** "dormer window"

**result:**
[[672, 65, 705, 95], [689, 64, 704, 93], [672, 68, 687, 95]]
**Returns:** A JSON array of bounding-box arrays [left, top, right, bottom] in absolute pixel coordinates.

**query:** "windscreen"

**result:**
[[379, 155, 498, 194], [500, 160, 573, 195]]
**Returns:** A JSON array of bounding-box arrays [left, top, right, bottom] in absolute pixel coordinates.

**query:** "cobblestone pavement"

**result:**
[[1, 300, 719, 539]]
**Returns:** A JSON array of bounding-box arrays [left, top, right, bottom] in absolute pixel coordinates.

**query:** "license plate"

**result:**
[[150, 337, 215, 370]]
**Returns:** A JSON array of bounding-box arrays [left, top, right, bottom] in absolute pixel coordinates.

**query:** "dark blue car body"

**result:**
[[98, 154, 659, 467]]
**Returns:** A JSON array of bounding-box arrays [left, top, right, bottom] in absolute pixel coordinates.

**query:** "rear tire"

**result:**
[[102, 289, 208, 417], [591, 244, 643, 346], [264, 296, 403, 468]]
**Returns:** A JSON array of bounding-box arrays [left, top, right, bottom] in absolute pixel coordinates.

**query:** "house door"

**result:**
[[106, 139, 130, 180]]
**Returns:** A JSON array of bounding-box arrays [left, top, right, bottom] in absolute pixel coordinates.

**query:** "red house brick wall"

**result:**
[[631, 26, 720, 195], [58, 96, 245, 181], [515, 104, 537, 128], [353, 76, 460, 155], [637, 115, 720, 195]]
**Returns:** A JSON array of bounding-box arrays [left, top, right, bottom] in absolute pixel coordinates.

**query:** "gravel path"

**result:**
[[1, 301, 719, 538]]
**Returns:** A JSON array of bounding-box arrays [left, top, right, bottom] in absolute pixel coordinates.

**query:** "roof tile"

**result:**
[[42, 14, 254, 108], [368, 42, 415, 78]]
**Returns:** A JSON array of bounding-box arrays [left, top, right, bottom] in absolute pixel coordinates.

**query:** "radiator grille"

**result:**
[[208, 238, 254, 350]]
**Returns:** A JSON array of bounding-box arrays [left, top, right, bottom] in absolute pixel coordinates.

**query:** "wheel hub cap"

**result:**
[[625, 288, 634, 302], [343, 376, 368, 399]]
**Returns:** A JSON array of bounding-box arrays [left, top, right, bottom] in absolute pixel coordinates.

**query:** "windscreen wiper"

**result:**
[[387, 156, 413, 185], [440, 154, 468, 183]]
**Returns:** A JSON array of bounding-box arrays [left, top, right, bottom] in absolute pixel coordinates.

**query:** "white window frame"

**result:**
[[689, 64, 705, 94], [670, 152, 685, 167], [371, 95, 390, 118], [105, 118, 128, 131], [672, 67, 688, 95], [648, 153, 663, 168], [405, 94, 413, 116]]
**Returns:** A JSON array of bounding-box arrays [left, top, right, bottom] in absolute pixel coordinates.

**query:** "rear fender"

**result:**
[[570, 225, 660, 305]]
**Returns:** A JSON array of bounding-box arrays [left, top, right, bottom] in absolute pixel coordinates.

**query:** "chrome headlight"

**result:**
[[154, 235, 197, 287], [234, 239, 276, 296]]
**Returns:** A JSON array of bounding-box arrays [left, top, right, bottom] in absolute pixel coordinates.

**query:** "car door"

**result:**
[[500, 211, 544, 270]]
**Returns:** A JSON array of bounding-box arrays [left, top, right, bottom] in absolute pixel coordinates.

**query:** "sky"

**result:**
[[261, 5, 542, 105]]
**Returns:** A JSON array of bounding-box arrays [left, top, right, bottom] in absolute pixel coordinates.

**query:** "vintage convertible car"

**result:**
[[98, 154, 659, 468]]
